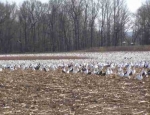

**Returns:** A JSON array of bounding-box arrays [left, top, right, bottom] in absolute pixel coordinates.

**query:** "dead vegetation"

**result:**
[[80, 45, 150, 52], [0, 56, 88, 60], [0, 70, 149, 115]]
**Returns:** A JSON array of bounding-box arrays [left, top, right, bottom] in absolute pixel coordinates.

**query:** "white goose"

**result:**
[[118, 67, 123, 72], [132, 67, 136, 75], [43, 66, 50, 72], [10, 66, 15, 71], [62, 66, 70, 74], [136, 74, 143, 80], [73, 66, 80, 73], [106, 68, 112, 75], [124, 71, 131, 79], [0, 67, 2, 72], [118, 70, 124, 77]]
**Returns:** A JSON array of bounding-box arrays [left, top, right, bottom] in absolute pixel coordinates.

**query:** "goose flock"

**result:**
[[0, 52, 150, 81], [0, 60, 150, 80]]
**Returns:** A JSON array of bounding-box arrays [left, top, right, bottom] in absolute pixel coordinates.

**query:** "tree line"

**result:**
[[133, 0, 150, 45], [0, 0, 131, 53]]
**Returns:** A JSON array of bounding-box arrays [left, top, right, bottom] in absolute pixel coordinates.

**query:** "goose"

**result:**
[[148, 64, 150, 69], [50, 65, 57, 71], [136, 74, 143, 80], [101, 71, 106, 76], [35, 63, 40, 70], [0, 65, 3, 72], [21, 64, 26, 70], [125, 66, 132, 76], [106, 68, 113, 75], [109, 68, 113, 74], [84, 69, 91, 75], [98, 70, 103, 75], [0, 68, 2, 72], [43, 67, 50, 72], [147, 70, 150, 75], [118, 70, 124, 77], [10, 66, 15, 71], [118, 67, 123, 72], [132, 67, 136, 75], [1, 64, 5, 69], [139, 61, 145, 68], [141, 69, 147, 76], [126, 64, 131, 70], [81, 66, 86, 73], [144, 62, 149, 68], [39, 66, 43, 71], [94, 65, 98, 70], [73, 66, 80, 73], [110, 63, 115, 69], [32, 67, 36, 71], [62, 66, 70, 74], [92, 68, 100, 75], [124, 71, 131, 79], [68, 67, 73, 73], [62, 67, 67, 73]]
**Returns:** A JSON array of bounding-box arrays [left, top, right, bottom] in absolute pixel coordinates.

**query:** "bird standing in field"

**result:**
[[136, 74, 143, 80], [0, 68, 2, 72]]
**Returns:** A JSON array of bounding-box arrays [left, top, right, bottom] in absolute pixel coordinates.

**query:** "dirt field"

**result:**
[[0, 69, 149, 115], [0, 56, 88, 60]]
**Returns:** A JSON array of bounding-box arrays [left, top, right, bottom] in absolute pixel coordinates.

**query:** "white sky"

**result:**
[[0, 0, 146, 13]]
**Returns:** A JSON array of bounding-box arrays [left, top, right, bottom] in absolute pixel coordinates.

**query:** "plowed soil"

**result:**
[[0, 70, 149, 115]]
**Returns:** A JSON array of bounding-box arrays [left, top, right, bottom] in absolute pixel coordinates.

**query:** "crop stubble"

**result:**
[[0, 69, 149, 115]]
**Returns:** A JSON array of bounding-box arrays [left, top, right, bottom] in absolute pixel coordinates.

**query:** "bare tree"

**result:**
[[0, 0, 131, 53], [133, 0, 150, 45]]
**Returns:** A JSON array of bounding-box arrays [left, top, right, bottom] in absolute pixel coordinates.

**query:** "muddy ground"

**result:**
[[0, 70, 149, 115]]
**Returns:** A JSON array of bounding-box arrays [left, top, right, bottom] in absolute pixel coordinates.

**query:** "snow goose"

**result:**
[[110, 68, 113, 74], [10, 66, 15, 71], [68, 66, 73, 73], [147, 70, 150, 75], [132, 67, 136, 75], [92, 67, 98, 75], [73, 66, 80, 73], [118, 70, 124, 77], [148, 64, 150, 69], [118, 67, 123, 72], [110, 63, 115, 69], [0, 65, 3, 72], [50, 65, 57, 71], [43, 67, 50, 72], [136, 74, 143, 80], [106, 68, 113, 75], [35, 63, 40, 70], [124, 71, 131, 79], [144, 62, 149, 68], [139, 61, 145, 68], [93, 69, 102, 75], [0, 67, 2, 72], [84, 68, 91, 75], [32, 67, 36, 71], [62, 66, 70, 74], [21, 65, 26, 70], [141, 69, 147, 76], [62, 67, 67, 73]]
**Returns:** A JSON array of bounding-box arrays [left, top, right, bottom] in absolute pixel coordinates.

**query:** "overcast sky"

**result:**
[[0, 0, 145, 13]]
